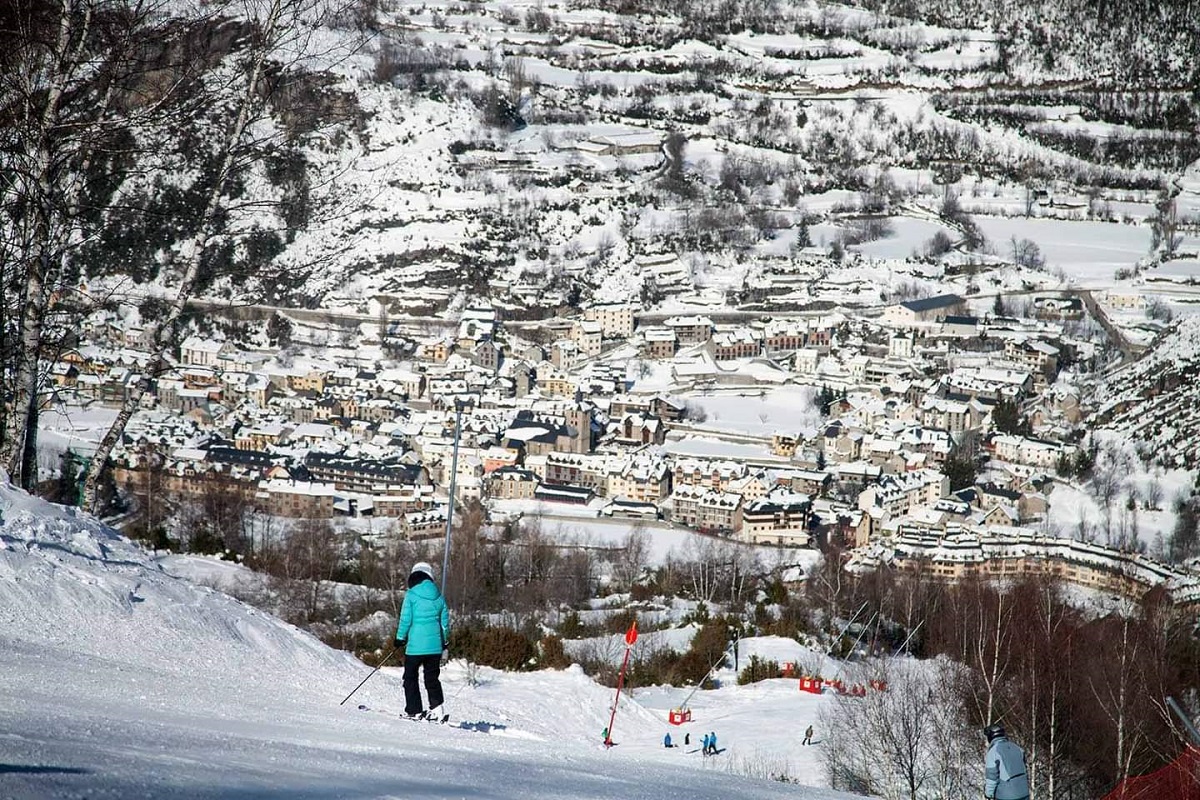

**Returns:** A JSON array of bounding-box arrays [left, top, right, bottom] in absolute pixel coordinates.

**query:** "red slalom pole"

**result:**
[[604, 619, 638, 747]]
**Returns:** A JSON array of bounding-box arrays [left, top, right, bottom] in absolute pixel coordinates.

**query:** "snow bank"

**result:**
[[0, 480, 354, 704]]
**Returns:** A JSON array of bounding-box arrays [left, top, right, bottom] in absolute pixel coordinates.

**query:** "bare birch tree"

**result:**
[[1005, 577, 1074, 800], [610, 524, 650, 592], [959, 579, 1016, 728], [1091, 615, 1142, 784], [0, 0, 189, 487], [822, 659, 975, 800], [262, 516, 342, 623]]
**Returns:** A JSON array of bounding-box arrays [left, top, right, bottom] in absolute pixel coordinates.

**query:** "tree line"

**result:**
[[820, 556, 1200, 799]]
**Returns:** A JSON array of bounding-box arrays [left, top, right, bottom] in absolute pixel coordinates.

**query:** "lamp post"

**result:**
[[440, 398, 467, 601]]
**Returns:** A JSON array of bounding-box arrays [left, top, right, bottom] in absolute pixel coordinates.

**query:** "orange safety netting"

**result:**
[[1101, 746, 1200, 800]]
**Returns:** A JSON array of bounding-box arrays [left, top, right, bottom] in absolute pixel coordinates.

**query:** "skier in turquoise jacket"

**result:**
[[395, 562, 450, 719]]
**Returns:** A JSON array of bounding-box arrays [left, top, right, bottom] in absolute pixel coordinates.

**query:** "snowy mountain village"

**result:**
[[63, 292, 1200, 608]]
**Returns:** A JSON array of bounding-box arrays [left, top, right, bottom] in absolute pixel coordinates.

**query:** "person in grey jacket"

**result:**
[[984, 724, 1030, 800]]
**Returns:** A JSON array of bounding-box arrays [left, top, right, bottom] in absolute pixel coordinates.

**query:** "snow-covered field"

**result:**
[[679, 386, 823, 438], [849, 216, 957, 260], [0, 480, 854, 799], [972, 217, 1153, 285]]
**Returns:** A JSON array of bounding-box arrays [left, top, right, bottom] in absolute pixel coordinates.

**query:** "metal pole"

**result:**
[[339, 648, 397, 706], [822, 601, 869, 661], [894, 620, 924, 657], [679, 637, 738, 712], [1167, 696, 1200, 748], [604, 621, 639, 747], [827, 611, 878, 684], [440, 400, 465, 599]]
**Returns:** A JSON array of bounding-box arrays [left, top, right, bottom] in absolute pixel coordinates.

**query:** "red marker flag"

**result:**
[[624, 620, 638, 647]]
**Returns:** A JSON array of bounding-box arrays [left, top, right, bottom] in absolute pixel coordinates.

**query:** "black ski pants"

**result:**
[[402, 653, 444, 715]]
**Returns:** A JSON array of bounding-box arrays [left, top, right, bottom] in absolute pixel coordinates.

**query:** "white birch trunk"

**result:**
[[3, 1, 86, 485]]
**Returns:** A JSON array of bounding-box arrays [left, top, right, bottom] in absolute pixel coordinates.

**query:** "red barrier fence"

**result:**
[[798, 676, 886, 695], [1100, 747, 1200, 800]]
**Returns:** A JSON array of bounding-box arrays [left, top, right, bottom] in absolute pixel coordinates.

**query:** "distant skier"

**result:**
[[602, 726, 609, 743], [684, 732, 690, 747], [663, 732, 673, 748], [803, 724, 814, 746], [983, 724, 1030, 800], [701, 732, 710, 754], [706, 731, 718, 755], [395, 562, 450, 720]]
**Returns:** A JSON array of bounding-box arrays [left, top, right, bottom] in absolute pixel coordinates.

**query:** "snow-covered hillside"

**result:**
[[61, 0, 1197, 320], [1094, 316, 1200, 471], [0, 480, 853, 799]]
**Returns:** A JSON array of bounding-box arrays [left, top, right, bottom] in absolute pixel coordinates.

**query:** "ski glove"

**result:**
[[440, 648, 449, 666], [394, 638, 406, 651]]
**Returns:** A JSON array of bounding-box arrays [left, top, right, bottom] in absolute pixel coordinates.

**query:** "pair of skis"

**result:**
[[358, 705, 513, 735], [358, 704, 449, 724]]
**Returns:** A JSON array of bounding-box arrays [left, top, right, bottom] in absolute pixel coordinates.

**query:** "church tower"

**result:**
[[564, 403, 592, 454]]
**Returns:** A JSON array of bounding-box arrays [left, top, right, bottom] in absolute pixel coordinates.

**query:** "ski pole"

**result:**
[[449, 666, 472, 700], [340, 648, 398, 706]]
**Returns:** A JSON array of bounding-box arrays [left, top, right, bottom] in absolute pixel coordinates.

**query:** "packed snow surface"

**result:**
[[0, 481, 852, 799]]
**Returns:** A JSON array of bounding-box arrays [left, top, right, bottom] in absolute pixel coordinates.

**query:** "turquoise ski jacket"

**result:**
[[396, 578, 450, 656]]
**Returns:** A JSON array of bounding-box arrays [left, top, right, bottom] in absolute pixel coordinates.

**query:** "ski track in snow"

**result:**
[[0, 482, 854, 800]]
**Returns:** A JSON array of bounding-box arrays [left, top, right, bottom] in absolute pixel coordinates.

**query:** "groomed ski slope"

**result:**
[[0, 482, 854, 799]]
